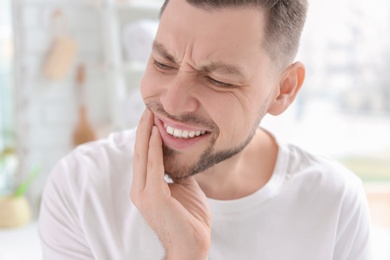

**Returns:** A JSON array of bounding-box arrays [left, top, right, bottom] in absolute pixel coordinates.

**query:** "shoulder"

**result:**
[[277, 138, 370, 215], [280, 142, 363, 193], [69, 128, 136, 166], [275, 141, 372, 258], [45, 128, 137, 197], [73, 128, 137, 160], [276, 141, 368, 218], [39, 129, 139, 257]]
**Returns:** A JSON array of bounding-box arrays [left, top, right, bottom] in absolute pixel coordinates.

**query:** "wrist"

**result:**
[[165, 248, 209, 260], [165, 253, 208, 260], [163, 233, 210, 260]]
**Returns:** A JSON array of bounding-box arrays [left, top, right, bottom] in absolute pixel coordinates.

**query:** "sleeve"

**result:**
[[38, 155, 94, 260], [332, 178, 373, 260]]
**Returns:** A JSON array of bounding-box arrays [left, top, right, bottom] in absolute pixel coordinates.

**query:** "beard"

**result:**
[[146, 102, 263, 180], [162, 131, 256, 179]]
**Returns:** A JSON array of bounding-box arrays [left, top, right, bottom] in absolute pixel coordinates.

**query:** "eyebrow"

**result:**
[[152, 41, 177, 63], [152, 41, 246, 79], [200, 62, 245, 79]]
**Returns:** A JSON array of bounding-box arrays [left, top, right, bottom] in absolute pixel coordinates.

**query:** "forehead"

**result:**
[[156, 0, 270, 72]]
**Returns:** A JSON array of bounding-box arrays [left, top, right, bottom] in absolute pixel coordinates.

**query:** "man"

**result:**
[[39, 0, 372, 259]]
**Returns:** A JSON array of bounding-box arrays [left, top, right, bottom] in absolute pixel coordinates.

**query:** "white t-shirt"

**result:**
[[38, 129, 372, 260]]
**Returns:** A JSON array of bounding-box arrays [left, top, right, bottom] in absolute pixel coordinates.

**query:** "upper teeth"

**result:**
[[164, 124, 206, 139]]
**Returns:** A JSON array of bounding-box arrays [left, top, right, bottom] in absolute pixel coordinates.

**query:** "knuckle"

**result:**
[[130, 190, 143, 208], [147, 158, 155, 169], [130, 189, 138, 203]]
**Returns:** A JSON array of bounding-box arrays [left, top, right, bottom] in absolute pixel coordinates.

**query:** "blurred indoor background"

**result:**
[[0, 0, 389, 259]]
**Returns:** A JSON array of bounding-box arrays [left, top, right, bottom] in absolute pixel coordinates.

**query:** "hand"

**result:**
[[131, 109, 211, 260]]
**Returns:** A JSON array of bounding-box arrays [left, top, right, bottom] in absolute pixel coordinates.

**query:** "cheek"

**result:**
[[227, 93, 271, 142], [201, 90, 259, 141]]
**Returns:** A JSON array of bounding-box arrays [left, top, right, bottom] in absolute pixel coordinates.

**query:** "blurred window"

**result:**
[[0, 0, 14, 149], [264, 0, 390, 183], [0, 0, 14, 194]]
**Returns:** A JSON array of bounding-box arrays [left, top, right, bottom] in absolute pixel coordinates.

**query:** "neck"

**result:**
[[194, 128, 278, 200]]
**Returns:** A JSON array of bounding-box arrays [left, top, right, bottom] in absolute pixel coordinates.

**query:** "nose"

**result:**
[[160, 73, 199, 116]]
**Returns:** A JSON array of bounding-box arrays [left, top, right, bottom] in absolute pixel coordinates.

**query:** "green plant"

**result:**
[[1, 146, 40, 197], [13, 165, 40, 197]]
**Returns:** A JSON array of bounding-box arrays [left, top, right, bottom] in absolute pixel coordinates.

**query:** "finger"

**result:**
[[175, 175, 199, 187], [132, 109, 154, 191], [146, 126, 165, 188]]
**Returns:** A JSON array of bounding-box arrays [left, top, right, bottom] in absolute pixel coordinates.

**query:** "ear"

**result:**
[[268, 61, 305, 116]]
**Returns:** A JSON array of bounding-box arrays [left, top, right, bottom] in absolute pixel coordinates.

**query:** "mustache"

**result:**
[[145, 102, 216, 130]]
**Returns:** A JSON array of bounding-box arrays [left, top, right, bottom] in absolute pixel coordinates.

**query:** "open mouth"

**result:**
[[154, 115, 211, 150], [164, 123, 208, 139]]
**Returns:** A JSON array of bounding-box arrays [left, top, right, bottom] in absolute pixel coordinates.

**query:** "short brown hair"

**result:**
[[160, 0, 308, 68]]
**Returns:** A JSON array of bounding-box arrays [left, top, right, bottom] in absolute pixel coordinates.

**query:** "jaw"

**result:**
[[194, 128, 277, 200], [163, 125, 258, 180]]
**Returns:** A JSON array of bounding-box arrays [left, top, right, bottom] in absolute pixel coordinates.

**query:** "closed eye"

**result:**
[[206, 76, 234, 88], [153, 60, 175, 71]]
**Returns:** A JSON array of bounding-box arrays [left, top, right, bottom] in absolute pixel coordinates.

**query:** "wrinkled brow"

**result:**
[[200, 62, 245, 78], [152, 41, 177, 63], [152, 40, 246, 79]]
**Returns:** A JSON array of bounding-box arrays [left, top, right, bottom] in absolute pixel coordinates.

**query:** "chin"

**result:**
[[162, 139, 250, 180], [162, 145, 197, 179]]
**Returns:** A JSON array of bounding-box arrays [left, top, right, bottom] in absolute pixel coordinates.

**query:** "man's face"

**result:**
[[140, 0, 279, 179]]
